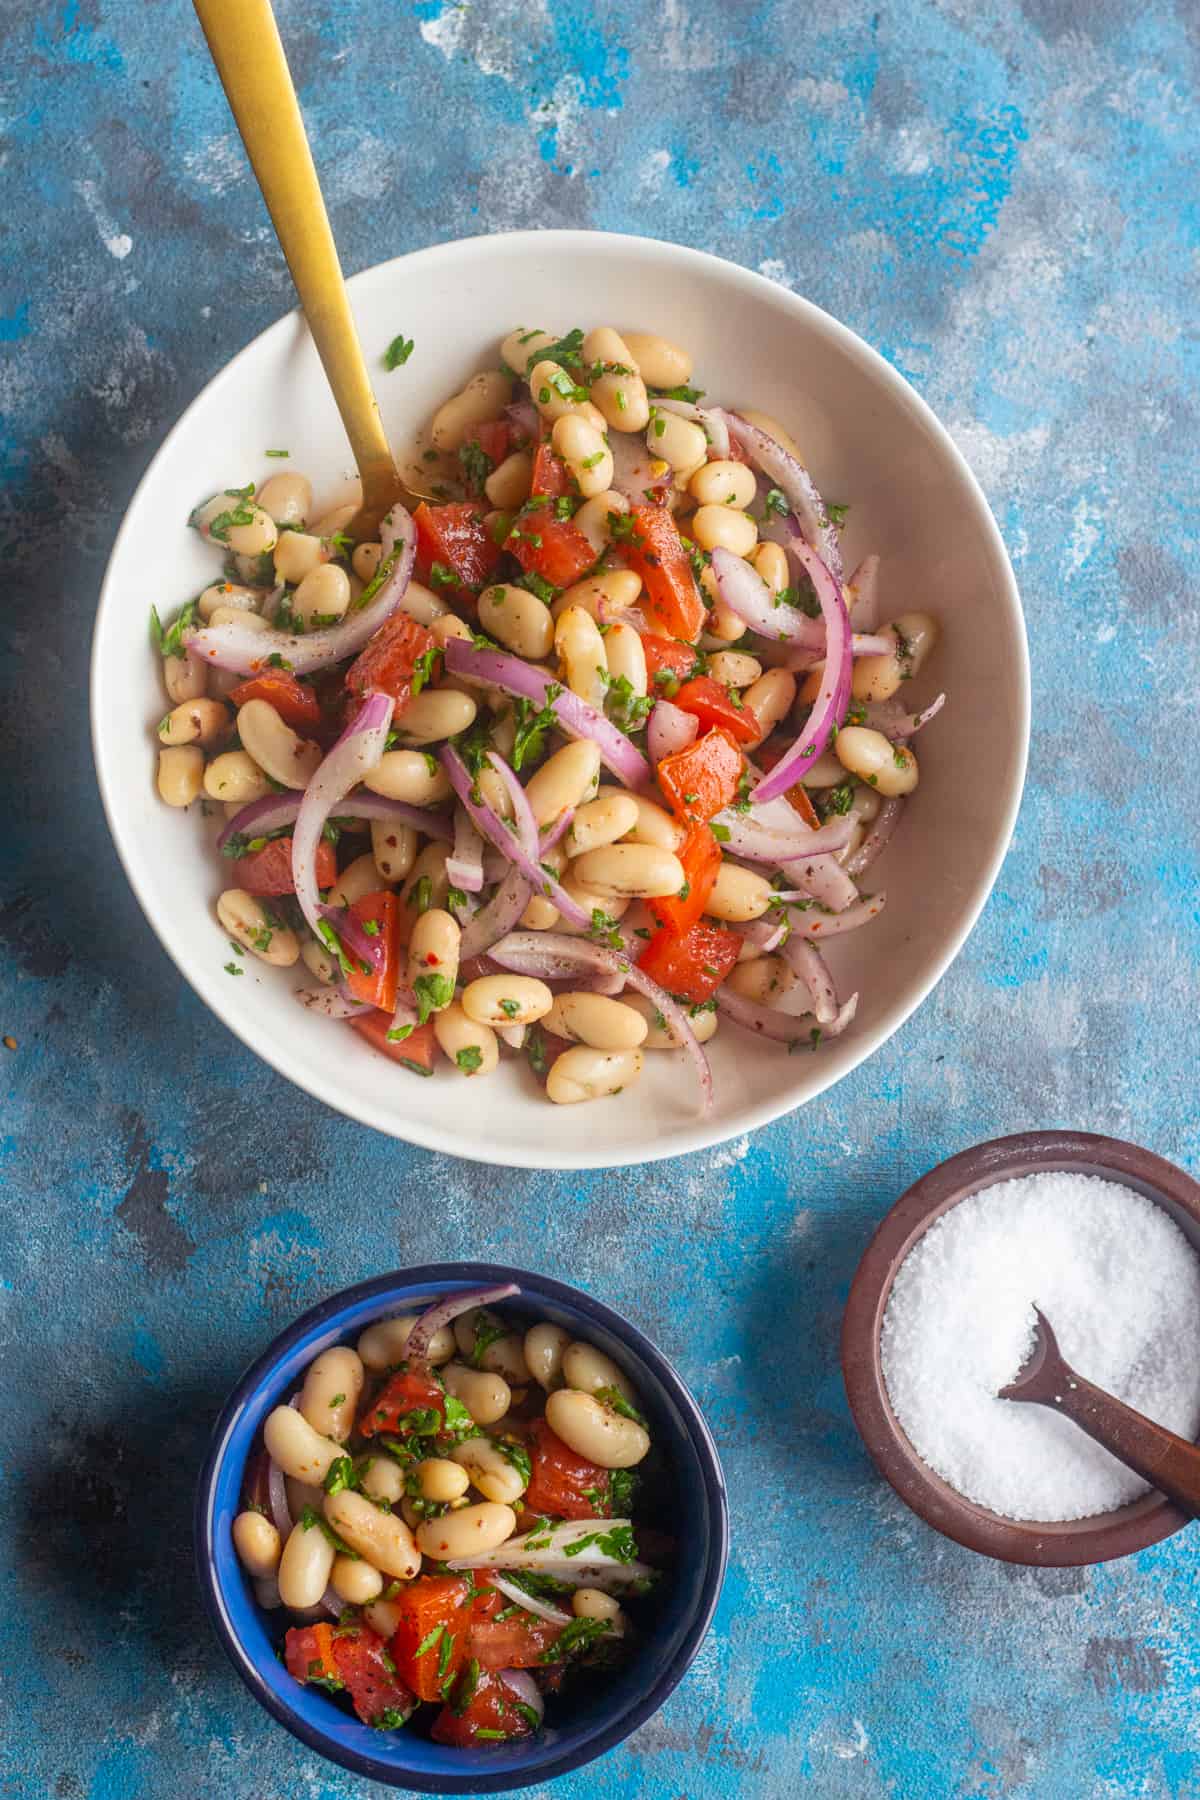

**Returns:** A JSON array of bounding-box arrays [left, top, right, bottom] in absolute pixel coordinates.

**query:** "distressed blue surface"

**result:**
[[2, 1, 1198, 1795]]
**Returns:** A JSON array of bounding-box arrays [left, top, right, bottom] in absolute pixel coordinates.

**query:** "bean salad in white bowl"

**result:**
[[92, 233, 1028, 1165]]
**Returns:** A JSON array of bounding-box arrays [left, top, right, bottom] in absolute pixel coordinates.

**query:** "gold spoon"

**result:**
[[192, 0, 432, 533]]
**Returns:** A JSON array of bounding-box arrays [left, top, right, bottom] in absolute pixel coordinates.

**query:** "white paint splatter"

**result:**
[[789, 75, 848, 112], [74, 177, 133, 261], [709, 1134, 750, 1167], [182, 134, 246, 196], [757, 257, 792, 288], [658, 0, 721, 71], [810, 1715, 871, 1761], [638, 148, 671, 194], [1064, 494, 1103, 577], [417, 0, 547, 82]]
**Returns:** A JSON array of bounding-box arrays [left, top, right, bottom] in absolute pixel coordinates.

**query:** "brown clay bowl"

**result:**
[[841, 1130, 1200, 1565]]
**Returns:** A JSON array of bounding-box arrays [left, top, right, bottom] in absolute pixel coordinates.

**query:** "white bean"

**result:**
[[750, 540, 789, 597], [277, 1517, 335, 1610], [158, 698, 230, 747], [415, 1501, 517, 1561], [545, 1046, 644, 1104], [157, 745, 203, 807], [704, 862, 773, 922], [324, 1489, 421, 1579], [573, 490, 630, 554], [550, 569, 641, 624], [361, 1458, 406, 1505], [210, 605, 270, 633], [571, 844, 686, 900], [452, 1311, 530, 1383], [433, 1001, 500, 1077], [707, 651, 761, 689], [232, 1510, 281, 1577], [647, 410, 707, 472], [561, 1341, 637, 1403], [528, 359, 604, 427], [364, 1597, 405, 1639], [601, 622, 647, 702], [478, 583, 555, 661], [690, 460, 758, 509], [484, 450, 534, 511], [738, 407, 805, 460], [415, 1457, 471, 1503], [851, 613, 939, 702], [440, 1362, 511, 1425], [203, 749, 273, 804], [273, 530, 330, 585], [551, 413, 613, 498], [431, 370, 514, 452], [524, 1321, 570, 1390], [163, 651, 208, 702], [501, 326, 558, 373], [524, 740, 602, 828], [625, 991, 720, 1049], [800, 750, 845, 787], [544, 991, 648, 1051], [331, 1555, 384, 1605], [406, 908, 459, 1008], [450, 1437, 529, 1505], [322, 854, 383, 911], [257, 471, 312, 528], [566, 793, 639, 858], [461, 974, 553, 1028], [399, 841, 451, 913], [742, 668, 796, 748], [692, 503, 758, 558], [237, 699, 322, 788], [217, 890, 299, 966], [555, 605, 608, 708], [364, 751, 452, 806], [291, 562, 351, 630], [835, 726, 919, 796], [726, 954, 795, 1005], [606, 789, 684, 851], [392, 688, 477, 746], [371, 819, 418, 884], [357, 1313, 454, 1370], [621, 331, 693, 389], [298, 1345, 364, 1444], [197, 581, 263, 620], [582, 325, 639, 370], [573, 1587, 625, 1631], [553, 874, 630, 936], [309, 499, 358, 539], [263, 1404, 346, 1485], [397, 578, 451, 627], [352, 541, 382, 583], [224, 504, 278, 558], [590, 367, 650, 433], [544, 1389, 650, 1466]]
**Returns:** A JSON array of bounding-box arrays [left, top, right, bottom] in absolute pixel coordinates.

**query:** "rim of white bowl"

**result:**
[[91, 229, 1030, 1169]]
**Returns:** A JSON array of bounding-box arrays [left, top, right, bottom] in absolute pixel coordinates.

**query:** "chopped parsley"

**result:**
[[455, 1044, 484, 1073], [596, 1385, 648, 1427], [651, 383, 705, 404], [383, 334, 415, 370], [826, 501, 849, 528], [264, 448, 289, 457], [413, 971, 455, 1023], [762, 487, 789, 520], [459, 439, 493, 493], [816, 779, 857, 820], [511, 687, 561, 771], [223, 961, 243, 977], [149, 598, 198, 659], [410, 644, 440, 697]]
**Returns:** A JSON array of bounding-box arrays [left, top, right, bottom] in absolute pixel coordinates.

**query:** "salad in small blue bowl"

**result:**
[[195, 1262, 728, 1791]]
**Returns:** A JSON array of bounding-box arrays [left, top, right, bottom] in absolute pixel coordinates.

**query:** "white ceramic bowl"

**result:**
[[91, 231, 1028, 1169]]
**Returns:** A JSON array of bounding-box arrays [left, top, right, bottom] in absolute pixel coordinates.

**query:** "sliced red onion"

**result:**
[[498, 1668, 546, 1724], [489, 931, 712, 1111], [447, 1518, 652, 1589], [318, 901, 386, 974], [505, 396, 539, 443], [848, 553, 880, 631], [713, 410, 843, 582], [319, 1586, 344, 1620], [387, 990, 420, 1040], [781, 938, 839, 1025], [710, 546, 819, 647], [487, 1575, 571, 1627], [405, 1282, 519, 1364], [294, 987, 372, 1019], [539, 808, 575, 854], [488, 752, 538, 857], [292, 693, 395, 950], [730, 916, 789, 955], [267, 1457, 293, 1539], [443, 640, 652, 790], [653, 397, 730, 458], [218, 790, 452, 855], [717, 984, 858, 1042], [845, 797, 905, 878], [459, 864, 532, 960], [787, 894, 886, 938], [751, 533, 851, 805], [647, 699, 698, 767], [779, 852, 859, 914], [447, 806, 486, 894], [715, 812, 854, 863], [187, 504, 416, 676], [609, 428, 673, 503], [439, 747, 589, 930], [862, 693, 946, 740]]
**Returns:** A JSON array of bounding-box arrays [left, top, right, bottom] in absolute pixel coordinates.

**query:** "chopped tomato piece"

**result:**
[[672, 677, 759, 745], [469, 1614, 563, 1670], [331, 1626, 416, 1727], [506, 507, 596, 589], [235, 835, 336, 898], [350, 1011, 438, 1075], [524, 1417, 612, 1521], [359, 1365, 450, 1440], [640, 634, 704, 686], [285, 1622, 340, 1687], [390, 1574, 501, 1701], [529, 442, 572, 498], [622, 506, 706, 642], [637, 918, 742, 1004], [241, 1447, 272, 1515], [345, 609, 438, 708], [655, 727, 744, 823], [343, 891, 400, 1013], [647, 824, 721, 936], [756, 743, 821, 826], [413, 501, 501, 602], [228, 671, 324, 734], [431, 1667, 539, 1747]]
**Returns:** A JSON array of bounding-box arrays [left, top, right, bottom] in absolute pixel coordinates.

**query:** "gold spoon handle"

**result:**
[[192, 0, 396, 517]]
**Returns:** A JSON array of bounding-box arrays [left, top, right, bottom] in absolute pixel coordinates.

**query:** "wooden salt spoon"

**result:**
[[999, 1307, 1200, 1518], [192, 0, 436, 530]]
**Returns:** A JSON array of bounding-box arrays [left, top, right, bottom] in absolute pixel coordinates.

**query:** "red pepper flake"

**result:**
[[2, 1035, 15, 1051]]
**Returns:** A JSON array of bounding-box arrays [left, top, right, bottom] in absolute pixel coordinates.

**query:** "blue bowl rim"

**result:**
[[194, 1262, 730, 1792]]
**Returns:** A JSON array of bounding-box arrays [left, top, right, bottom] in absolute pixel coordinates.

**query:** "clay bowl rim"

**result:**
[[841, 1129, 1200, 1566]]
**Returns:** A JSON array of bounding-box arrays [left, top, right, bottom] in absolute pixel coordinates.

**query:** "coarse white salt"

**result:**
[[880, 1171, 1200, 1521]]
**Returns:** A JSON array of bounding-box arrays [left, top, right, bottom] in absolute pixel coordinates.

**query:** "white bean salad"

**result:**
[[152, 323, 946, 1111], [233, 1283, 661, 1748]]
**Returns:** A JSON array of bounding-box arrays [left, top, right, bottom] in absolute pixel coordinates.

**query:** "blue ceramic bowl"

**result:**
[[195, 1263, 729, 1791]]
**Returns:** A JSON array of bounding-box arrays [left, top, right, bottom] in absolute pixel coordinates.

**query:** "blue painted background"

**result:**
[[2, 0, 1198, 1794]]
